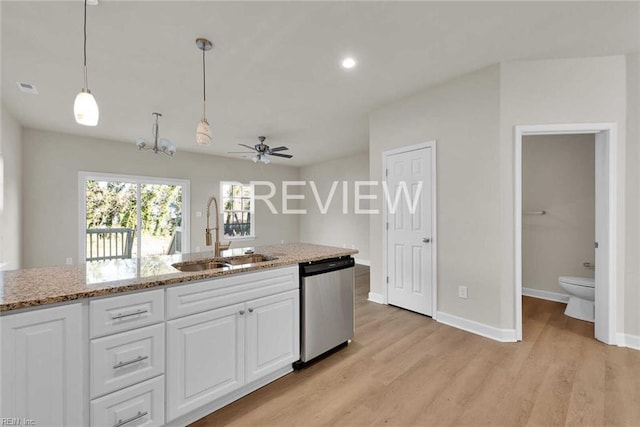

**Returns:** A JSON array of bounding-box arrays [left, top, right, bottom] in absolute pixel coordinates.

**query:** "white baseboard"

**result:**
[[367, 292, 384, 304], [436, 311, 517, 343], [355, 258, 370, 266], [522, 287, 569, 304], [616, 333, 640, 351]]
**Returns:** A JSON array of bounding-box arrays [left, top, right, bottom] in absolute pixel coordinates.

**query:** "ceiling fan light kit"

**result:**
[[196, 37, 214, 146], [229, 136, 293, 165], [74, 0, 99, 126]]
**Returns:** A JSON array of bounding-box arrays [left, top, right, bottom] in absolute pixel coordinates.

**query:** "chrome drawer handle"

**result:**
[[113, 355, 148, 369], [112, 309, 148, 320], [114, 411, 148, 427]]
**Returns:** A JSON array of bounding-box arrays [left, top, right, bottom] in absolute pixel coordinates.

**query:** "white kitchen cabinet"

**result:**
[[166, 303, 245, 421], [1, 303, 84, 427], [245, 290, 300, 383], [90, 323, 165, 398], [90, 375, 164, 427], [165, 266, 300, 423]]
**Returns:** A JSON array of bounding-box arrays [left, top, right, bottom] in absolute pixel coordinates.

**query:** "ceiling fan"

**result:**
[[229, 136, 293, 164]]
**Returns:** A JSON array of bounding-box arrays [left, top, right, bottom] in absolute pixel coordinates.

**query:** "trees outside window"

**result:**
[[80, 173, 190, 261]]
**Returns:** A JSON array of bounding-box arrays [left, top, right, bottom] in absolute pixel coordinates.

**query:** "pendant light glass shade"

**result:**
[[74, 89, 99, 126], [75, 0, 99, 126], [196, 118, 212, 146]]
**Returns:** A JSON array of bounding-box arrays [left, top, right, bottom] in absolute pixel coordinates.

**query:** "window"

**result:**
[[79, 172, 190, 262], [221, 182, 254, 239]]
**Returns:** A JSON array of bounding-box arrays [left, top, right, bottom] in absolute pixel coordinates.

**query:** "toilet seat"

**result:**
[[559, 276, 595, 288]]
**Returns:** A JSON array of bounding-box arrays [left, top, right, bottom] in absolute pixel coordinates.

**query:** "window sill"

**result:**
[[224, 236, 256, 242]]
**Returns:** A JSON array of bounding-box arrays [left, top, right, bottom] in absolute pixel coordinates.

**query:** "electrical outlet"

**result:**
[[458, 286, 468, 299], [195, 211, 202, 218], [195, 246, 200, 252], [65, 257, 73, 265], [351, 244, 356, 249], [281, 240, 285, 244]]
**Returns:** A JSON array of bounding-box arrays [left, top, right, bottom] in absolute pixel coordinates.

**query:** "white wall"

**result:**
[[522, 134, 595, 295], [370, 65, 502, 327], [21, 128, 300, 268], [625, 53, 639, 337], [299, 151, 369, 264], [0, 104, 22, 270], [500, 56, 628, 334]]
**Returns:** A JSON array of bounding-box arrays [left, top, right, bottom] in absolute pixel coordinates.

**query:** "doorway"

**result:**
[[514, 123, 618, 345], [383, 141, 437, 316]]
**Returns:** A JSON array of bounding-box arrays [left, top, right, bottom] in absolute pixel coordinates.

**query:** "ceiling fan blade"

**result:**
[[269, 153, 293, 158], [238, 144, 257, 151], [269, 146, 289, 152]]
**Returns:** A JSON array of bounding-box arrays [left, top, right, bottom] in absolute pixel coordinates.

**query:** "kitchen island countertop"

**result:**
[[0, 243, 357, 312]]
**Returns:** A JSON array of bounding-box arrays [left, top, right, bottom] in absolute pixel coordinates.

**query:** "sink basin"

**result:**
[[222, 254, 277, 266], [172, 261, 231, 272]]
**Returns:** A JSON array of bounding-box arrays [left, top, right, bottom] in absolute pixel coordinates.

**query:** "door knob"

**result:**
[[423, 238, 431, 243]]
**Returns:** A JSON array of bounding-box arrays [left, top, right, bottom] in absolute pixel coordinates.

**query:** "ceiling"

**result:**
[[2, 1, 638, 166]]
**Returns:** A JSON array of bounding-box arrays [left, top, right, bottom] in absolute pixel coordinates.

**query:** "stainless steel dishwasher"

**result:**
[[294, 256, 355, 369]]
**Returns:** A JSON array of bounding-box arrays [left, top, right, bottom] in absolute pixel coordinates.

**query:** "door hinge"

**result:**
[[386, 276, 389, 284], [385, 168, 389, 177], [595, 242, 599, 249], [386, 222, 389, 230]]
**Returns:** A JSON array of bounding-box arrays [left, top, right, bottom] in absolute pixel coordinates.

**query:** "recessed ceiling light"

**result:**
[[16, 81, 38, 95], [341, 57, 357, 69]]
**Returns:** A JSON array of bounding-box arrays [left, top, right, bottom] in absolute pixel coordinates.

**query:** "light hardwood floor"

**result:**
[[192, 265, 640, 426]]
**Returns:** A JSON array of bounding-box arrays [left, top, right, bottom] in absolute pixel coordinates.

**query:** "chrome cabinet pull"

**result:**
[[113, 355, 148, 369], [239, 310, 245, 315], [248, 308, 254, 313], [114, 411, 148, 427], [111, 309, 148, 320], [422, 238, 431, 243]]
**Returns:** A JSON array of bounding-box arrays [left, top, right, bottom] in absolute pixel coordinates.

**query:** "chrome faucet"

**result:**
[[205, 196, 230, 257]]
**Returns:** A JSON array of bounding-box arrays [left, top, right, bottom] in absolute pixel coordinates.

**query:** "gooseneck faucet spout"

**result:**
[[206, 196, 222, 257]]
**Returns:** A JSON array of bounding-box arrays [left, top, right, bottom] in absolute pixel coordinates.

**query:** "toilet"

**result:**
[[558, 276, 595, 322]]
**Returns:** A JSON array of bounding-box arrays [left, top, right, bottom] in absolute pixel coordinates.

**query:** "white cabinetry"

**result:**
[[166, 266, 299, 423], [89, 289, 165, 426], [1, 303, 84, 427], [166, 303, 245, 420], [245, 290, 299, 383]]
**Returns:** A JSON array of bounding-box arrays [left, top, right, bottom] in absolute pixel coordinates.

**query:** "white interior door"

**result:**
[[386, 146, 434, 316], [594, 131, 612, 343]]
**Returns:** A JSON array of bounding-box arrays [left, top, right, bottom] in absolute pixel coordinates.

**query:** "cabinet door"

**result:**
[[245, 290, 300, 384], [1, 303, 84, 427], [166, 303, 245, 421]]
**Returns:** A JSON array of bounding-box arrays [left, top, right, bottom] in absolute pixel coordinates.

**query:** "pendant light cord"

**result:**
[[202, 47, 207, 119], [83, 0, 89, 90]]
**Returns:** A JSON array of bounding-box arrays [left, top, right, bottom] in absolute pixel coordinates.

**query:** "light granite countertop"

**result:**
[[0, 243, 357, 312]]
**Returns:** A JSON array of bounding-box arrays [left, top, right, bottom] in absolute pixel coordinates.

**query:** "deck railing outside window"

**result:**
[[86, 228, 135, 261]]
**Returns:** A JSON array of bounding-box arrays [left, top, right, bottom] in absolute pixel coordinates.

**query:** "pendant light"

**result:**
[[195, 38, 213, 146], [74, 0, 99, 126]]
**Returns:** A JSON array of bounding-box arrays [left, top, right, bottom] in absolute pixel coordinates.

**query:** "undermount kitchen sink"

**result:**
[[222, 254, 278, 265], [172, 254, 277, 272], [172, 261, 231, 272]]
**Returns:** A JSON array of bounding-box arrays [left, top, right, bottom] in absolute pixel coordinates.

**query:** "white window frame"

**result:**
[[78, 171, 190, 262], [220, 181, 256, 241]]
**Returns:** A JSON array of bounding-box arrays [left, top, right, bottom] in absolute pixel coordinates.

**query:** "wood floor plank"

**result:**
[[191, 266, 640, 427]]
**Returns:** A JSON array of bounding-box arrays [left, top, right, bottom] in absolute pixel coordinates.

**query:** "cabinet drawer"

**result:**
[[91, 324, 165, 398], [91, 375, 164, 427], [91, 289, 164, 338], [167, 266, 299, 319]]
